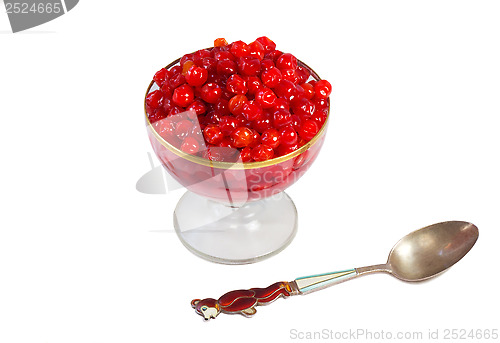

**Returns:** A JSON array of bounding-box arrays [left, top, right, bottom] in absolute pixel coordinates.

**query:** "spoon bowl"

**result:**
[[387, 221, 479, 281]]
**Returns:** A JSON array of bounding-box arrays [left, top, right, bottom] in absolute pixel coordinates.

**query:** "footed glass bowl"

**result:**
[[145, 58, 329, 264]]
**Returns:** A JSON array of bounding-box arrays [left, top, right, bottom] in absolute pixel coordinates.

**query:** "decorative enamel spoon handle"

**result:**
[[191, 266, 387, 321]]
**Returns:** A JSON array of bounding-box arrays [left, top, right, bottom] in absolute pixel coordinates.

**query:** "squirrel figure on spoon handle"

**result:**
[[191, 221, 478, 321]]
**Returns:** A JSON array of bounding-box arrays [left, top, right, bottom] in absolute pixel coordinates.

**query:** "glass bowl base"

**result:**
[[173, 191, 298, 264]]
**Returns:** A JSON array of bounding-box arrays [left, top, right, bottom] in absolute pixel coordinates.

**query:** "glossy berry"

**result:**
[[146, 90, 163, 109], [185, 66, 208, 87], [248, 40, 265, 60], [175, 120, 193, 140], [226, 74, 247, 95], [255, 36, 276, 53], [261, 128, 281, 149], [153, 68, 170, 86], [240, 101, 263, 121], [203, 124, 224, 145], [228, 94, 248, 115], [187, 99, 207, 116], [292, 97, 315, 118], [231, 127, 255, 148], [273, 109, 292, 128], [251, 144, 274, 161], [214, 38, 228, 47], [255, 88, 277, 109], [200, 83, 222, 103], [280, 126, 298, 146], [298, 119, 319, 141], [172, 84, 194, 107], [219, 116, 239, 135], [314, 80, 332, 99], [217, 59, 237, 76], [181, 136, 200, 154], [276, 53, 297, 70], [261, 67, 282, 88], [240, 146, 253, 162], [237, 57, 261, 76], [230, 40, 250, 58]]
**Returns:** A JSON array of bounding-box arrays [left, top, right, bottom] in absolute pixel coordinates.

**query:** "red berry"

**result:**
[[231, 127, 255, 148], [255, 36, 276, 53], [260, 58, 275, 72], [187, 99, 207, 116], [219, 116, 239, 135], [200, 82, 222, 103], [237, 57, 261, 76], [273, 109, 292, 128], [241, 101, 263, 121], [273, 80, 297, 101], [230, 40, 250, 58], [298, 119, 319, 141], [249, 40, 265, 60], [226, 74, 247, 95], [281, 69, 299, 84], [280, 126, 298, 146], [168, 73, 186, 89], [301, 83, 315, 100], [185, 66, 208, 87], [228, 94, 248, 115], [314, 80, 332, 99], [240, 147, 253, 162], [216, 59, 237, 76], [245, 76, 263, 95], [172, 84, 194, 107], [292, 97, 315, 118], [153, 68, 170, 86], [255, 88, 277, 109], [153, 118, 175, 140], [296, 65, 310, 84], [261, 128, 281, 149], [175, 120, 194, 140], [252, 112, 272, 133], [146, 90, 163, 109], [277, 143, 299, 156], [261, 67, 282, 88], [203, 124, 224, 145], [276, 53, 297, 70], [181, 136, 200, 154], [251, 144, 274, 161]]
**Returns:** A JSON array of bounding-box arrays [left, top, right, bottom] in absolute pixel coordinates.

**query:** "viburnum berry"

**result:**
[[249, 40, 265, 60], [231, 127, 255, 148], [203, 124, 224, 145], [153, 68, 170, 86], [261, 128, 281, 149], [181, 136, 200, 154], [273, 108, 292, 129], [185, 65, 208, 87], [292, 97, 315, 118], [214, 38, 228, 47], [276, 53, 297, 70], [280, 126, 298, 146], [240, 101, 263, 121], [226, 74, 247, 95], [255, 88, 277, 109], [230, 40, 250, 58], [175, 120, 193, 140], [255, 36, 276, 53], [298, 119, 319, 141], [228, 94, 248, 115], [240, 146, 253, 162], [146, 90, 163, 109], [237, 57, 261, 76], [200, 83, 222, 103], [187, 99, 207, 116], [172, 84, 194, 107], [219, 116, 239, 135], [314, 80, 332, 99], [261, 67, 282, 88], [251, 144, 274, 161]]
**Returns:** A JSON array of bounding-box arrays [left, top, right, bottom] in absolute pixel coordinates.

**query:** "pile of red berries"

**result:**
[[146, 37, 331, 162]]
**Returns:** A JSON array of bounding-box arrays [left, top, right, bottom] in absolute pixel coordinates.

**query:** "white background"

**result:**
[[1, 1, 499, 342]]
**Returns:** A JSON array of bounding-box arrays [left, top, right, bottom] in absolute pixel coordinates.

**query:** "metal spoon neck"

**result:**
[[355, 263, 391, 276]]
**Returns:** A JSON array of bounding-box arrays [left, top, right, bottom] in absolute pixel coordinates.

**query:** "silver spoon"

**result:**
[[191, 221, 478, 320]]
